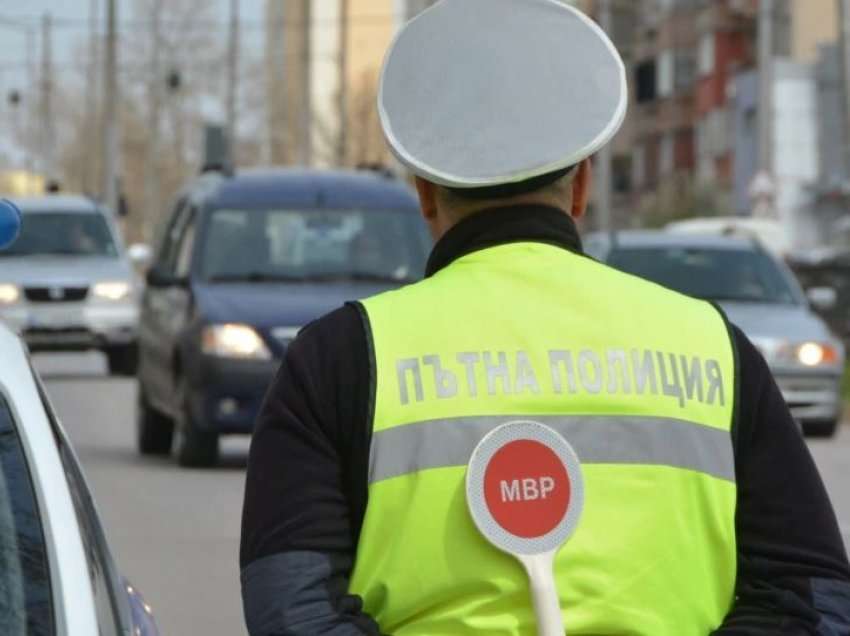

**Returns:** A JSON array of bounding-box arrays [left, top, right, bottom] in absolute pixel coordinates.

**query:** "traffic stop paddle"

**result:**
[[466, 421, 584, 636]]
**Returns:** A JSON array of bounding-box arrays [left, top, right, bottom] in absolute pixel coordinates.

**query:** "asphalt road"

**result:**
[[33, 352, 850, 636]]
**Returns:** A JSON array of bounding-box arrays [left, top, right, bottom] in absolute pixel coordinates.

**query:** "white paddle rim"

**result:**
[[465, 420, 584, 556]]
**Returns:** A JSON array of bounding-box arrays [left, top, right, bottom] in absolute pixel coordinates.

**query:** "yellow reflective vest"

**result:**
[[350, 241, 737, 635]]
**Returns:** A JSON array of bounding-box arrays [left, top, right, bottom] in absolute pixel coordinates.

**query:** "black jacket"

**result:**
[[240, 205, 850, 635]]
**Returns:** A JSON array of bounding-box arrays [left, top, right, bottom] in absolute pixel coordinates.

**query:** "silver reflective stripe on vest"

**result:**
[[369, 415, 735, 484]]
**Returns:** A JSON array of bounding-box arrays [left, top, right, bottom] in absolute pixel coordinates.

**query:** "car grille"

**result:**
[[24, 286, 89, 303]]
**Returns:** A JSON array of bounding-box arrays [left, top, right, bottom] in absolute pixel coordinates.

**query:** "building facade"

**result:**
[[265, 0, 435, 169]]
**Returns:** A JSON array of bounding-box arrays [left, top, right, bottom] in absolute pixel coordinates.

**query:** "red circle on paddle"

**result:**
[[483, 439, 571, 538]]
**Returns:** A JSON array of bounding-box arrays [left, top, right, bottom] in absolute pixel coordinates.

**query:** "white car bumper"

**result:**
[[1, 301, 139, 350]]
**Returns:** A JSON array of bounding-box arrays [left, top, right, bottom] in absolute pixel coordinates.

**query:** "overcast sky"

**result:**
[[0, 1, 268, 88], [0, 0, 271, 162]]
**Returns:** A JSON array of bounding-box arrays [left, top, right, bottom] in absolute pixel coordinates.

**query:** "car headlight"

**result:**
[[93, 281, 131, 301], [795, 342, 840, 367], [0, 284, 20, 305], [201, 324, 271, 360]]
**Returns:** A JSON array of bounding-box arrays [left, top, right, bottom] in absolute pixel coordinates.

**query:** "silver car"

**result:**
[[0, 195, 140, 375], [587, 231, 845, 437]]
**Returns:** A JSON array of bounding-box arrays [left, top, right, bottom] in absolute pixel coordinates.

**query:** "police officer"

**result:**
[[241, 0, 850, 633]]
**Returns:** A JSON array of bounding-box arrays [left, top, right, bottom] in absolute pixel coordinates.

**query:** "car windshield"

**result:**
[[200, 207, 431, 283], [607, 245, 801, 305], [0, 212, 118, 258]]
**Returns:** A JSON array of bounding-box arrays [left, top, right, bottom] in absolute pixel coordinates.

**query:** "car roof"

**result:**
[[199, 168, 420, 210], [588, 230, 758, 251], [10, 195, 103, 214]]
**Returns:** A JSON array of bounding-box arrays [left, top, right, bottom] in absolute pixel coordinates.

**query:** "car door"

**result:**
[[139, 200, 197, 414]]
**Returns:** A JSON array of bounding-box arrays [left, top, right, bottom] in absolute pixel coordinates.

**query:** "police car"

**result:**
[[0, 322, 160, 634]]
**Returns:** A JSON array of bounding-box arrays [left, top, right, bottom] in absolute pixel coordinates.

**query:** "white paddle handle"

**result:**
[[519, 552, 564, 636]]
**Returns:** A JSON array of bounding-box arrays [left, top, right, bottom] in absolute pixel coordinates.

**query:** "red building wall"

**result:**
[[696, 29, 752, 115]]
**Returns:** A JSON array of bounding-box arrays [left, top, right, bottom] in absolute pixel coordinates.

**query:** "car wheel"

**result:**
[[802, 419, 839, 438], [137, 388, 174, 455], [106, 344, 139, 377], [175, 380, 219, 468]]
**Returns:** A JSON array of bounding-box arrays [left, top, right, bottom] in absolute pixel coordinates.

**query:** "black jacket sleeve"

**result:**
[[240, 305, 379, 636], [713, 328, 850, 635]]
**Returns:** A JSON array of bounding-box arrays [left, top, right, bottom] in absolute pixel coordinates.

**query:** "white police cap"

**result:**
[[379, 0, 627, 191]]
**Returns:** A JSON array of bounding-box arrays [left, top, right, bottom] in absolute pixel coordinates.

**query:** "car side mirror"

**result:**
[[127, 243, 152, 266], [807, 286, 837, 311], [146, 267, 188, 288]]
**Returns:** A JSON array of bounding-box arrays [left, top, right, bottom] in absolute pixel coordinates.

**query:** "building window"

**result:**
[[657, 50, 674, 98], [635, 60, 657, 103], [674, 51, 696, 92], [698, 32, 715, 77], [613, 155, 633, 193]]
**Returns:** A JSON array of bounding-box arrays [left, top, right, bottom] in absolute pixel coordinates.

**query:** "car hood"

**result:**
[[194, 281, 403, 329], [0, 255, 132, 287], [718, 301, 835, 343]]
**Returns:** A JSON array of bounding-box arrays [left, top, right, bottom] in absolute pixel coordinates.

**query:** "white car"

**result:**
[[0, 196, 144, 376], [0, 323, 159, 635], [665, 216, 791, 257]]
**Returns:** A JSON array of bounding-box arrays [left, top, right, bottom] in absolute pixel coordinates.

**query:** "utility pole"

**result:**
[[751, 0, 777, 218], [144, 0, 163, 241], [24, 24, 36, 186], [299, 0, 312, 166], [85, 0, 99, 194], [225, 0, 239, 165], [595, 0, 614, 232], [757, 0, 774, 176], [102, 0, 119, 214], [39, 13, 56, 184], [338, 0, 349, 166], [839, 0, 850, 178]]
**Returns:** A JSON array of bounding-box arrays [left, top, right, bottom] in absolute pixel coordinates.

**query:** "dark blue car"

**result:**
[[136, 168, 431, 466]]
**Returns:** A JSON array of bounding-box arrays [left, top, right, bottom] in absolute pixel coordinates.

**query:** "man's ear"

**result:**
[[570, 159, 593, 220], [414, 177, 439, 223]]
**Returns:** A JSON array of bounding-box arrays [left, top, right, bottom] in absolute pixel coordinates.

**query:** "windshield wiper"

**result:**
[[305, 272, 416, 284], [701, 295, 792, 305], [208, 272, 309, 283]]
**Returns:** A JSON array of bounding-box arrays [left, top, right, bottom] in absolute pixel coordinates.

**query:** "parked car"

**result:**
[[0, 195, 143, 375], [587, 231, 845, 437], [0, 321, 160, 635], [137, 168, 432, 467]]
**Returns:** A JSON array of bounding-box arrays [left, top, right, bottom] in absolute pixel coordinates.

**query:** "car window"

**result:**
[[607, 246, 802, 305], [0, 394, 54, 635], [0, 212, 117, 258], [200, 207, 430, 283]]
